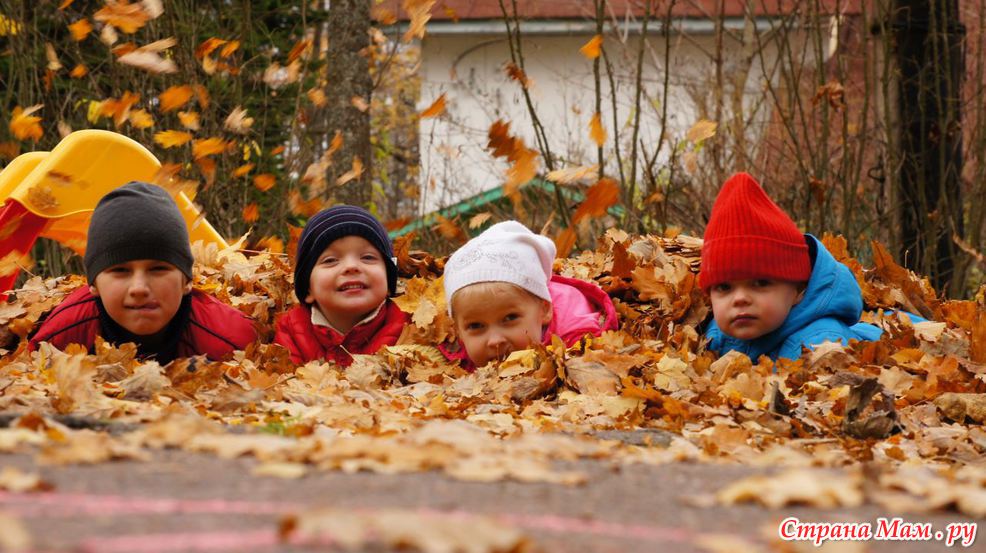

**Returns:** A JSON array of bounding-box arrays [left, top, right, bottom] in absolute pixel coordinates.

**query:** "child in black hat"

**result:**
[[274, 205, 409, 365], [30, 182, 256, 362]]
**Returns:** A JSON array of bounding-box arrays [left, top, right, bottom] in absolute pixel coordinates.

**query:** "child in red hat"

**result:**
[[700, 172, 881, 361]]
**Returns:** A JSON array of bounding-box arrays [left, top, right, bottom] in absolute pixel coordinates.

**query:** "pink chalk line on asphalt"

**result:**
[[0, 490, 708, 551]]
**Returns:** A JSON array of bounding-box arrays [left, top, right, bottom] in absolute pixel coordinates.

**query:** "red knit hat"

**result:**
[[699, 172, 811, 290]]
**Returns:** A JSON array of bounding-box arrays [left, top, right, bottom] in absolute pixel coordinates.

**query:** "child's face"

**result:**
[[90, 259, 192, 337], [305, 235, 389, 333], [451, 282, 552, 367], [709, 279, 805, 341]]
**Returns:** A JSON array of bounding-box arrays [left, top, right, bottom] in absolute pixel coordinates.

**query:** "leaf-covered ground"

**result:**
[[1, 231, 985, 551]]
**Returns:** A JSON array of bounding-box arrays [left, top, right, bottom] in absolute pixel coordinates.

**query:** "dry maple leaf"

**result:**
[[573, 178, 619, 224]]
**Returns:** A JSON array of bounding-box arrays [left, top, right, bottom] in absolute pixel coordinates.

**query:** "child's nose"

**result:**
[[128, 274, 151, 296]]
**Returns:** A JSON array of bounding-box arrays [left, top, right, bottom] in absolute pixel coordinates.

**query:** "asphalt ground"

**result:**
[[0, 446, 980, 553]]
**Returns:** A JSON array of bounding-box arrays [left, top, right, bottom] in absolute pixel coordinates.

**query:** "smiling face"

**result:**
[[305, 235, 389, 333], [709, 279, 805, 341], [91, 259, 192, 337], [451, 282, 552, 368]]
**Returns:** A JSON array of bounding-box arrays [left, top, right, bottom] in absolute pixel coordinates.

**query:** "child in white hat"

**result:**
[[442, 221, 617, 369]]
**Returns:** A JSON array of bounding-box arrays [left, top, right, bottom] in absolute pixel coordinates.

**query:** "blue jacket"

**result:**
[[705, 234, 883, 361]]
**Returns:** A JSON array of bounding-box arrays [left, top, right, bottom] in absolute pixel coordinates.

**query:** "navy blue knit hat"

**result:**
[[294, 205, 398, 303]]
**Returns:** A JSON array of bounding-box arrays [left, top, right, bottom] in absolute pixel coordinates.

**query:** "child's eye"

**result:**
[[319, 257, 337, 265], [109, 266, 130, 273], [754, 279, 772, 288], [465, 322, 484, 331], [361, 254, 380, 262], [503, 313, 520, 322], [713, 283, 731, 293]]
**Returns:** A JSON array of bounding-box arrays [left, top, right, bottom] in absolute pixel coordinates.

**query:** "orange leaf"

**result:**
[[94, 1, 151, 33], [219, 40, 240, 58], [419, 93, 447, 119], [503, 62, 530, 88], [242, 203, 259, 223], [158, 85, 193, 112], [253, 173, 276, 192], [10, 105, 44, 141], [178, 111, 200, 130], [193, 84, 210, 109], [257, 236, 285, 254], [128, 109, 154, 129], [69, 64, 88, 78], [434, 215, 467, 243], [196, 157, 216, 186], [68, 19, 93, 41], [270, 145, 286, 156], [573, 177, 620, 224], [554, 228, 577, 258], [350, 96, 369, 112], [335, 157, 364, 186], [371, 6, 398, 25], [402, 0, 436, 42], [153, 130, 192, 148], [58, 0, 75, 9], [589, 112, 606, 147], [325, 131, 343, 158], [195, 37, 226, 59], [579, 34, 603, 59], [192, 137, 228, 159], [232, 163, 254, 178], [287, 39, 312, 64], [289, 190, 322, 217], [307, 88, 327, 107]]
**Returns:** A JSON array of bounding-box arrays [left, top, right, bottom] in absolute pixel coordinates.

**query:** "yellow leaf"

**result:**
[[192, 137, 228, 159], [68, 19, 93, 41], [686, 119, 717, 144], [69, 64, 88, 78], [10, 105, 43, 141], [253, 173, 276, 192], [402, 0, 436, 42], [219, 40, 240, 58], [589, 112, 606, 147], [419, 93, 447, 119], [128, 109, 154, 129], [224, 106, 253, 134], [178, 111, 200, 130], [158, 85, 193, 112], [241, 203, 259, 223], [86, 100, 103, 123], [153, 130, 192, 148], [232, 163, 254, 178], [579, 34, 603, 59]]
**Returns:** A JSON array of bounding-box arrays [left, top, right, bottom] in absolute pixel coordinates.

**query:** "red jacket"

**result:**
[[441, 274, 619, 371], [273, 299, 409, 365], [29, 287, 256, 361]]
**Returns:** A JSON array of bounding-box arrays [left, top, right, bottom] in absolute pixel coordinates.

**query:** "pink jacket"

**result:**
[[441, 274, 618, 371]]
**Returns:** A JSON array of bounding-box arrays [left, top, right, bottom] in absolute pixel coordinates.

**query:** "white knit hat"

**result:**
[[444, 221, 556, 312]]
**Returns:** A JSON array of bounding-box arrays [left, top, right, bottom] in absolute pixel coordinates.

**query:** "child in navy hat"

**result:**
[[274, 205, 409, 365]]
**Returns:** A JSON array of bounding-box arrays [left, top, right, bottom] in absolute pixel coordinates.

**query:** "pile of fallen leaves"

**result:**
[[2, 229, 985, 525]]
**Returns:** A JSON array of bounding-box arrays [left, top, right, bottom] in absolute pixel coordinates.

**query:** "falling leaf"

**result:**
[[128, 109, 154, 129], [554, 227, 577, 258], [686, 119, 717, 144], [242, 203, 260, 223], [336, 157, 364, 186], [253, 173, 276, 192], [100, 23, 118, 45], [232, 163, 254, 178], [58, 0, 74, 8], [589, 112, 606, 147], [573, 178, 620, 224], [371, 6, 398, 24], [307, 88, 327, 107], [286, 39, 312, 64], [419, 93, 447, 118], [288, 190, 322, 217], [158, 85, 193, 112], [154, 130, 192, 148], [219, 40, 239, 58], [177, 111, 200, 130], [192, 137, 228, 159], [69, 64, 88, 78], [195, 37, 226, 58], [10, 105, 44, 141], [579, 34, 603, 59], [118, 49, 177, 74], [503, 62, 530, 88], [68, 19, 93, 41], [468, 212, 492, 229], [94, 0, 152, 33], [45, 43, 62, 71], [351, 96, 369, 112], [546, 165, 598, 185], [402, 0, 436, 42], [224, 106, 254, 134]]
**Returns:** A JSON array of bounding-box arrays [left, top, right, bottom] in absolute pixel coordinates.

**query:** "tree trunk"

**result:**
[[325, 0, 372, 206], [893, 0, 965, 295]]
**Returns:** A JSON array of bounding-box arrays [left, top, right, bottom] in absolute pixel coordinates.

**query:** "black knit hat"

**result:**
[[84, 182, 194, 284], [294, 205, 398, 303]]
